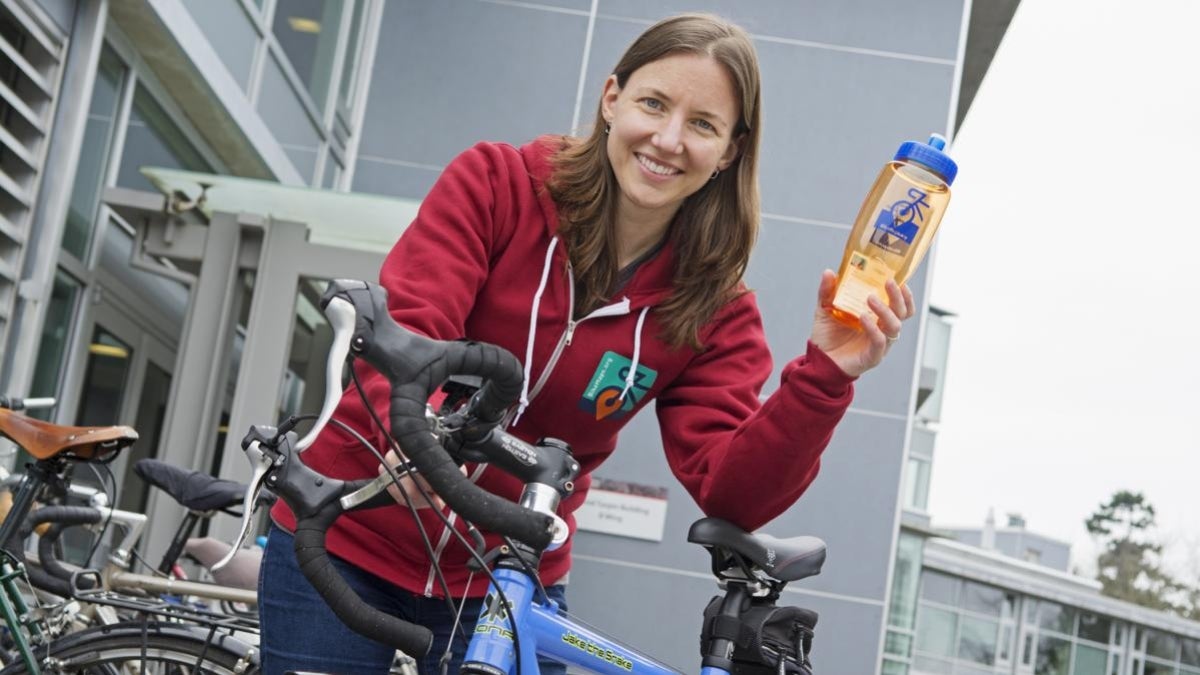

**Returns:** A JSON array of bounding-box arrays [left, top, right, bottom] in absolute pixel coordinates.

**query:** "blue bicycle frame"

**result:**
[[464, 567, 725, 675]]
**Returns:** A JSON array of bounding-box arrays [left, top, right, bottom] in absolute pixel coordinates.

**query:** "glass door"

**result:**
[[66, 295, 175, 564]]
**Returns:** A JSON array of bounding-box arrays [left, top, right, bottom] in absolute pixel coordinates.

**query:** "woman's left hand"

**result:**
[[810, 270, 915, 378]]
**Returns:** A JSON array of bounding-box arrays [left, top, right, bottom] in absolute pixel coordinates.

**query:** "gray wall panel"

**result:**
[[762, 409, 908, 599], [598, 0, 964, 60], [746, 218, 928, 416], [575, 18, 647, 129], [567, 555, 886, 672], [357, 0, 588, 166], [566, 558, 713, 670], [755, 40, 957, 224], [573, 397, 907, 601], [351, 157, 441, 200], [491, 0, 592, 11], [576, 17, 957, 226], [776, 593, 885, 674]]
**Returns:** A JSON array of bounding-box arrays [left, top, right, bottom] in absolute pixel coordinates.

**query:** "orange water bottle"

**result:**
[[829, 134, 957, 328]]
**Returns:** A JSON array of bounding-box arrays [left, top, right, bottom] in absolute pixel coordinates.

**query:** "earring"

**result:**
[[710, 168, 720, 181], [605, 123, 611, 135]]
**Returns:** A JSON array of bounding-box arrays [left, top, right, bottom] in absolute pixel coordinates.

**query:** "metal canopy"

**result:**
[[140, 167, 422, 254], [103, 169, 419, 555]]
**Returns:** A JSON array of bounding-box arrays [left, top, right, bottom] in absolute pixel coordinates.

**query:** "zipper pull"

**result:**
[[565, 320, 577, 346]]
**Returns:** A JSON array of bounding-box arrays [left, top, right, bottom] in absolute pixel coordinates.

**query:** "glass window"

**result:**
[[1038, 601, 1076, 635], [76, 328, 133, 426], [1182, 639, 1200, 667], [257, 52, 321, 183], [1036, 635, 1071, 675], [916, 606, 957, 658], [1003, 593, 1017, 620], [1145, 629, 1180, 661], [912, 655, 953, 674], [118, 361, 172, 513], [881, 660, 908, 675], [337, 0, 364, 109], [62, 49, 125, 261], [1077, 612, 1112, 645], [117, 86, 213, 193], [1143, 661, 1177, 675], [271, 0, 344, 108], [1073, 644, 1108, 675], [904, 455, 931, 511], [915, 311, 951, 421], [28, 270, 81, 404], [957, 615, 998, 665], [321, 154, 341, 190], [888, 533, 924, 630], [961, 581, 1006, 616], [998, 624, 1014, 662], [885, 631, 912, 657], [920, 570, 959, 605]]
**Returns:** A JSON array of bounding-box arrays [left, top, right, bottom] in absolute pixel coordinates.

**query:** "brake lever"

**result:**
[[297, 295, 356, 452], [212, 439, 274, 572]]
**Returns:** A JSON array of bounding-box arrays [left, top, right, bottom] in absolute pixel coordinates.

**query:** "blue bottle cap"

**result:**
[[894, 133, 958, 186]]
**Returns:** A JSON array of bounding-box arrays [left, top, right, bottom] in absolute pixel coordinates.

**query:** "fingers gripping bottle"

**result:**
[[830, 134, 957, 328]]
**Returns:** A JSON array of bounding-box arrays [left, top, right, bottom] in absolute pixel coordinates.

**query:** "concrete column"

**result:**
[[140, 210, 243, 560]]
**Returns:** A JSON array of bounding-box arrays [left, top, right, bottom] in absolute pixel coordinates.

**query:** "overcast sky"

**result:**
[[927, 0, 1200, 573]]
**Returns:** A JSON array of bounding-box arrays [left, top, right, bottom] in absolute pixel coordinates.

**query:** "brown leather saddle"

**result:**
[[0, 409, 138, 461]]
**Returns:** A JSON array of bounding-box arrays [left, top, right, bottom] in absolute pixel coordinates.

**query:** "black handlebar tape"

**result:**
[[330, 280, 554, 548], [292, 487, 434, 656], [31, 506, 102, 590], [388, 340, 553, 549]]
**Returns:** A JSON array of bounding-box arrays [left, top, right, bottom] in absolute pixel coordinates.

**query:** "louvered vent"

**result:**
[[0, 0, 64, 355]]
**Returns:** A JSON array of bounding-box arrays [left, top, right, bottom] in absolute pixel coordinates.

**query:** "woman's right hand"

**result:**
[[377, 449, 445, 510]]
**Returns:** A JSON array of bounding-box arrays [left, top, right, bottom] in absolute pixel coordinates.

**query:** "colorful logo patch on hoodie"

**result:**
[[579, 351, 658, 421]]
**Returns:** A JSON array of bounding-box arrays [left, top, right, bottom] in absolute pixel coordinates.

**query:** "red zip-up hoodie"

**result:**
[[271, 137, 856, 597]]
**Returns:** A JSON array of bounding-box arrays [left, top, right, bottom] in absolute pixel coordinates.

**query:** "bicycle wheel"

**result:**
[[0, 621, 259, 674]]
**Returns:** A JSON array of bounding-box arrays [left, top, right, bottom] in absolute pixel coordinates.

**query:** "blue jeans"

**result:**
[[259, 525, 568, 675]]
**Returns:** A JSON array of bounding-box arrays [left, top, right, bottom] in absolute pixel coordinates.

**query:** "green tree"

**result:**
[[1085, 491, 1187, 614]]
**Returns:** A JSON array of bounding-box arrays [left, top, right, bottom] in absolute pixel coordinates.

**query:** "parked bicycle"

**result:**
[[0, 398, 260, 674], [224, 280, 824, 675]]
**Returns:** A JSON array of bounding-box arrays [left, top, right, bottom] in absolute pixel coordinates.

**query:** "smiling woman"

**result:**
[[259, 13, 916, 675], [601, 53, 741, 247]]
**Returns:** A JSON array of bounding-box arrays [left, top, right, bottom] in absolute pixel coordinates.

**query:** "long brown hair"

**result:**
[[547, 14, 762, 350]]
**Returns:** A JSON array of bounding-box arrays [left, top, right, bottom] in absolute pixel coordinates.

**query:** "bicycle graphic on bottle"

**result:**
[[870, 187, 929, 256]]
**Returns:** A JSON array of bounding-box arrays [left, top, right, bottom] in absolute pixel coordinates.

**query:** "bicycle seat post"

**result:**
[[701, 581, 753, 672], [0, 460, 55, 549]]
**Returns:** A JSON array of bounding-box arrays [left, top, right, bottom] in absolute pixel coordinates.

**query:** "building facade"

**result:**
[[885, 309, 1200, 675], [0, 1, 1000, 672]]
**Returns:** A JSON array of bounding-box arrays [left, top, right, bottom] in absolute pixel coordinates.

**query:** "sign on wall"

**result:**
[[575, 476, 668, 542]]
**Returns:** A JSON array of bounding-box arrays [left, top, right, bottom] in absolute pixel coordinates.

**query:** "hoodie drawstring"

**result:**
[[513, 236, 559, 426], [619, 306, 651, 401]]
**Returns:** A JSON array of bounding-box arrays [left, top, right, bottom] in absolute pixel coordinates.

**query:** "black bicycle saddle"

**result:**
[[134, 458, 247, 512], [687, 517, 826, 582]]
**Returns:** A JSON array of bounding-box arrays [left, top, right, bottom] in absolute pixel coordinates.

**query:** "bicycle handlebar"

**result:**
[[30, 506, 102, 593], [317, 280, 554, 547], [4, 505, 103, 598], [0, 397, 55, 412], [235, 279, 559, 656]]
